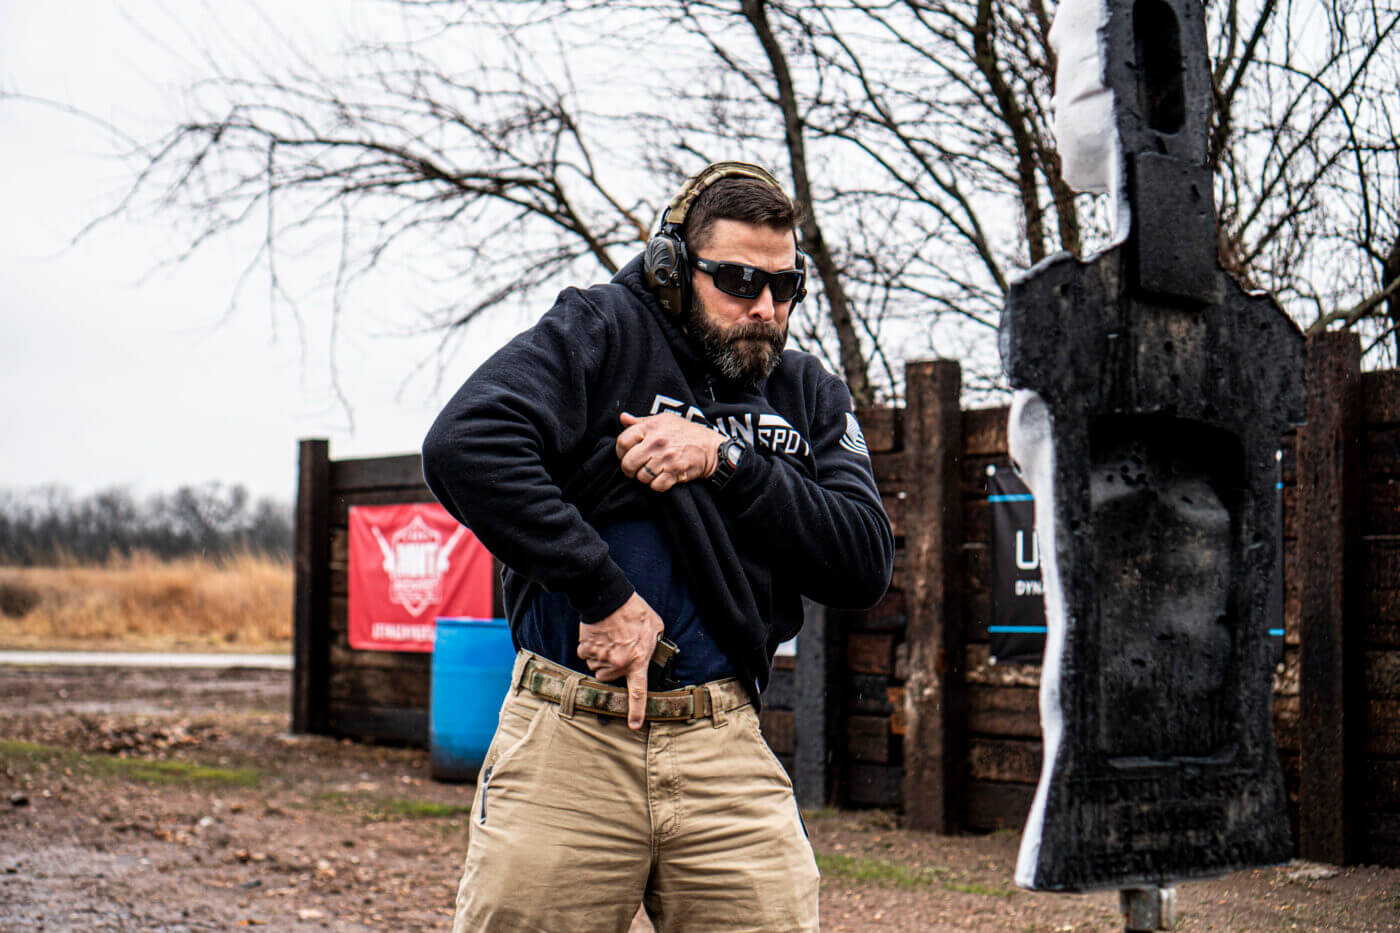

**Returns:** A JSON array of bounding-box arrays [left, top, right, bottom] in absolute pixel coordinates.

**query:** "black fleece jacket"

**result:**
[[422, 254, 893, 697]]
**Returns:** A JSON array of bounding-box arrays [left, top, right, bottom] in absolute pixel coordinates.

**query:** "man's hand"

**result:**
[[615, 412, 723, 492], [577, 592, 665, 729]]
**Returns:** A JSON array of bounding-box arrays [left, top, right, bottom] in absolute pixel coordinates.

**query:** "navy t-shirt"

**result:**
[[515, 519, 735, 689]]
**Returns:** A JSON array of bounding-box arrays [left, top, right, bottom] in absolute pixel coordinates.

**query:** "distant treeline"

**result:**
[[0, 484, 293, 565]]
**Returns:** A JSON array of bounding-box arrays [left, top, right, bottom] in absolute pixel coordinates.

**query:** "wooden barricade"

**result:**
[[292, 450, 441, 744], [1343, 349, 1400, 864], [291, 343, 1400, 866]]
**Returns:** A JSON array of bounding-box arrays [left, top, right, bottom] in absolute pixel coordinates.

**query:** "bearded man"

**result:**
[[423, 161, 893, 932]]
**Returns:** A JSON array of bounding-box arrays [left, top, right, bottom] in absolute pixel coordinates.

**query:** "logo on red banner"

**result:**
[[347, 503, 493, 652]]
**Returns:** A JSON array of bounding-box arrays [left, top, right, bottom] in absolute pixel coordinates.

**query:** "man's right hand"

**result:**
[[577, 592, 664, 730]]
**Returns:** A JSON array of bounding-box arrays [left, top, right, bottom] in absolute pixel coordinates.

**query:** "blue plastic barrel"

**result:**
[[430, 617, 516, 782]]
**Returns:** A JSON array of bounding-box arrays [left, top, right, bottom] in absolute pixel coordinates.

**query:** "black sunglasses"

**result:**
[[691, 257, 805, 303]]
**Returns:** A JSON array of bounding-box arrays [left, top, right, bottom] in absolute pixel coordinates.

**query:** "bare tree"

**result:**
[[737, 0, 1400, 374], [608, 0, 1093, 399], [122, 33, 643, 312], [29, 0, 1400, 406], [1208, 0, 1400, 363]]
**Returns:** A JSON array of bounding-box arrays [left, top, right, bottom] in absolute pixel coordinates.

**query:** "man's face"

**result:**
[[685, 218, 796, 387], [1049, 0, 1116, 194]]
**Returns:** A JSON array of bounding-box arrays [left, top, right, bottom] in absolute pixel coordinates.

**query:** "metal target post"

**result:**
[[1120, 886, 1175, 932]]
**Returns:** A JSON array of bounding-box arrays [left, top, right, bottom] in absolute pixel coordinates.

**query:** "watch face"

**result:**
[[724, 442, 743, 467]]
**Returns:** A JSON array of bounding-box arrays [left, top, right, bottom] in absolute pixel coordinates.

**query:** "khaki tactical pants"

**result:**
[[452, 652, 820, 932]]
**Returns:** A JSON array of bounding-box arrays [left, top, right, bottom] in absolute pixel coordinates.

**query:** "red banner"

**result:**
[[347, 503, 493, 652]]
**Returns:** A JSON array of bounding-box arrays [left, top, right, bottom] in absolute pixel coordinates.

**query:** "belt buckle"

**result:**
[[687, 684, 707, 721]]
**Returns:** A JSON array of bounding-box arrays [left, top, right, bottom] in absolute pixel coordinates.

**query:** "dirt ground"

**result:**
[[2, 664, 1399, 932]]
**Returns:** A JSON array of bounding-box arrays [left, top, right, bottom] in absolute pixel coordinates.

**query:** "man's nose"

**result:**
[[748, 286, 777, 322]]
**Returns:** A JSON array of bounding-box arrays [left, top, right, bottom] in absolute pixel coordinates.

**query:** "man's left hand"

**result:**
[[616, 412, 723, 492]]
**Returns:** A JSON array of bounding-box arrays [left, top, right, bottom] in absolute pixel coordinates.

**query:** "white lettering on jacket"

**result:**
[[647, 394, 810, 457]]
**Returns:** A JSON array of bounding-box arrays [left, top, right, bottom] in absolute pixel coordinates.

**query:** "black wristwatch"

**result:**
[[708, 436, 748, 490]]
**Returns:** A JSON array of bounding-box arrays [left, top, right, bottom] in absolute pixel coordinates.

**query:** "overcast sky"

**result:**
[[1, 1, 536, 503]]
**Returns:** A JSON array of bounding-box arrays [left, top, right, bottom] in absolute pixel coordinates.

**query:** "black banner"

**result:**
[[987, 464, 1046, 665]]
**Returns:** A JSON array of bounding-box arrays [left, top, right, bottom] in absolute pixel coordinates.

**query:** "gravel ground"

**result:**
[[2, 664, 1398, 931]]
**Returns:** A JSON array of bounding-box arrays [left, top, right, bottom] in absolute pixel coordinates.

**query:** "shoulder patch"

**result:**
[[839, 412, 870, 457]]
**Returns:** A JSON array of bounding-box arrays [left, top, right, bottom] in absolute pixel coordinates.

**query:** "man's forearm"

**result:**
[[422, 419, 634, 623], [715, 448, 893, 608]]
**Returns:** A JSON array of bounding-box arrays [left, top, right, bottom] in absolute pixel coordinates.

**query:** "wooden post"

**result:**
[[1298, 332, 1364, 864], [292, 438, 332, 735], [795, 598, 842, 809], [901, 359, 966, 831]]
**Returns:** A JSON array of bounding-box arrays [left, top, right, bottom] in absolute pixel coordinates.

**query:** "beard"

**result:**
[[684, 293, 788, 387]]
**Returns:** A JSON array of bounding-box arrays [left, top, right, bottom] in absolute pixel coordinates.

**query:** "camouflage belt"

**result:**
[[519, 656, 750, 722]]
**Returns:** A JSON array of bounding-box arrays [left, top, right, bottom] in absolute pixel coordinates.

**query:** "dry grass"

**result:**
[[0, 552, 291, 653]]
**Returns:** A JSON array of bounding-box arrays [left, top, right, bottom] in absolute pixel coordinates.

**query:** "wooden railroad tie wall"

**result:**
[[839, 397, 911, 813], [1295, 331, 1400, 867], [1366, 366, 1400, 863], [1365, 365, 1400, 864], [814, 336, 1393, 860], [1346, 348, 1400, 864], [293, 341, 1400, 866], [886, 336, 1395, 867], [740, 369, 918, 812], [762, 360, 987, 826]]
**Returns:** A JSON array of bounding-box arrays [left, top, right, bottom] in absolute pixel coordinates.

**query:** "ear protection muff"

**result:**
[[644, 160, 807, 316], [643, 231, 690, 316], [791, 251, 809, 305]]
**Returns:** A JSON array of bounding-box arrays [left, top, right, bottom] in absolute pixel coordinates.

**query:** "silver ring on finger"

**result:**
[[640, 464, 656, 478]]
